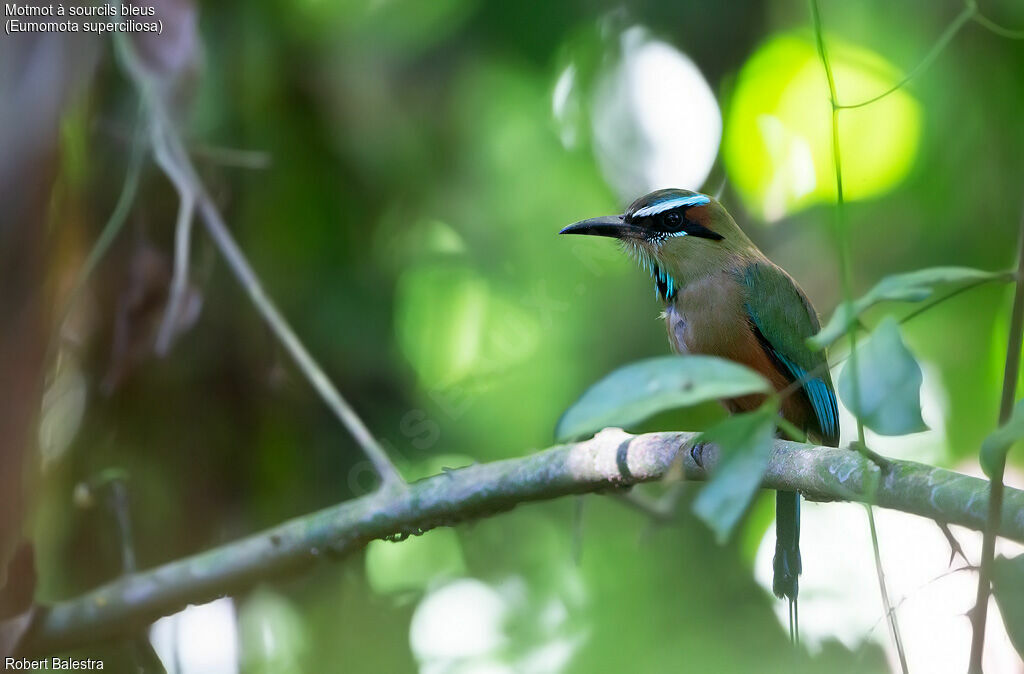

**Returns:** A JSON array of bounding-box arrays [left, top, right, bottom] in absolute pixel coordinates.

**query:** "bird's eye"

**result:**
[[663, 211, 682, 230]]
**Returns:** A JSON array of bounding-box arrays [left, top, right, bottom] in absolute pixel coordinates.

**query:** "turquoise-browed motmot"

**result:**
[[561, 188, 839, 628]]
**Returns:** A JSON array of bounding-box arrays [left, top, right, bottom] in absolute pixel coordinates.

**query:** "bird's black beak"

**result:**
[[559, 215, 644, 239]]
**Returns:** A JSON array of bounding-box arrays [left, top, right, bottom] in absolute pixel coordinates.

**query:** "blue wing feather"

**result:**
[[741, 262, 840, 447], [775, 353, 839, 446]]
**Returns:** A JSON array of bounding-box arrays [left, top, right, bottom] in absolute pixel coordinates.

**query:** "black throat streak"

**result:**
[[652, 263, 678, 302]]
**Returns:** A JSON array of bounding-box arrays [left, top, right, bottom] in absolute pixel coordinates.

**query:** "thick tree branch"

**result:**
[[17, 429, 1024, 655]]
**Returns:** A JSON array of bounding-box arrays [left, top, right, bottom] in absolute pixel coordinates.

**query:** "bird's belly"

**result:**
[[664, 296, 743, 360], [664, 301, 801, 418]]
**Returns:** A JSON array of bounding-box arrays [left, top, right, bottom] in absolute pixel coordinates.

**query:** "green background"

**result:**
[[29, 0, 1024, 671]]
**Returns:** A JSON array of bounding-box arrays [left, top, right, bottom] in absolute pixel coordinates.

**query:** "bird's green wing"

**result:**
[[740, 261, 839, 446]]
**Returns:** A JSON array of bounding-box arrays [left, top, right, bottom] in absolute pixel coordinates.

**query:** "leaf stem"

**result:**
[[866, 505, 909, 672], [894, 275, 1010, 326], [152, 121, 197, 356], [836, 6, 975, 110], [809, 2, 909, 670], [967, 196, 1024, 673], [111, 33, 405, 488], [48, 108, 146, 364], [779, 273, 1011, 407], [808, 1, 864, 448], [972, 12, 1024, 40]]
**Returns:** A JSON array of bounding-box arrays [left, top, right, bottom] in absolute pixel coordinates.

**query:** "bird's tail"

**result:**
[[773, 489, 801, 643]]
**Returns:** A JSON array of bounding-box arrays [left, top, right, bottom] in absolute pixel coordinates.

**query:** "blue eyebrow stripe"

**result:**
[[632, 194, 710, 218]]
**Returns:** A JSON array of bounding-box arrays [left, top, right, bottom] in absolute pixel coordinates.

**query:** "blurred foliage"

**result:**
[[21, 0, 1024, 671]]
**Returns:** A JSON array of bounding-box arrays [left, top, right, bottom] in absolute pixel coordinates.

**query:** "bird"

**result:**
[[560, 188, 839, 640]]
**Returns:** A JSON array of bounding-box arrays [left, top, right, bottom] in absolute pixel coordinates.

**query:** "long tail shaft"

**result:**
[[773, 490, 801, 641]]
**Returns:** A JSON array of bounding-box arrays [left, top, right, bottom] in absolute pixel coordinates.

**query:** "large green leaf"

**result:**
[[555, 355, 770, 442], [992, 554, 1024, 658], [980, 399, 1024, 478], [810, 267, 1007, 350], [692, 403, 778, 543], [838, 316, 926, 436]]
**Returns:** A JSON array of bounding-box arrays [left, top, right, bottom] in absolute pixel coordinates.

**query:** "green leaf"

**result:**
[[555, 355, 771, 442], [992, 554, 1024, 658], [692, 403, 779, 543], [980, 400, 1024, 478], [838, 316, 927, 436], [810, 267, 1006, 350]]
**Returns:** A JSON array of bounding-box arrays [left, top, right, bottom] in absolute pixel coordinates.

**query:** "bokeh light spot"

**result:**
[[724, 33, 922, 221], [395, 262, 540, 389], [410, 579, 509, 663], [589, 26, 721, 201], [150, 598, 239, 674]]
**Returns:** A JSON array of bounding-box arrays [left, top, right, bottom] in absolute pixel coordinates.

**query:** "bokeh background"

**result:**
[[4, 0, 1024, 672]]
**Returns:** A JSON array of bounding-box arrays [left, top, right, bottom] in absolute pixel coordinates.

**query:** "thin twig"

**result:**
[[111, 33, 404, 487], [98, 121, 272, 171], [810, 2, 909, 670], [614, 485, 684, 523], [96, 476, 166, 672], [779, 274, 1011, 408], [935, 521, 970, 567], [865, 504, 908, 671], [50, 109, 147, 361], [74, 469, 137, 574], [827, 0, 1021, 111], [808, 0, 867, 446], [894, 275, 1010, 326], [109, 481, 136, 575], [836, 6, 975, 110], [809, 1, 863, 443], [193, 194, 404, 486], [190, 144, 272, 170], [862, 565, 977, 641], [967, 197, 1024, 673], [152, 123, 197, 356], [972, 12, 1024, 40]]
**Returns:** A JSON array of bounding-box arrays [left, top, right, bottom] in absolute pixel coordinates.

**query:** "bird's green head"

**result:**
[[559, 188, 753, 300]]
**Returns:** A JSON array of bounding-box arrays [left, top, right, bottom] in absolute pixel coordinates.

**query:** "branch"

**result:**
[[968, 193, 1024, 672], [18, 430, 1024, 654], [110, 32, 404, 487], [835, 4, 975, 110], [151, 121, 196, 356], [809, 0, 907, 665]]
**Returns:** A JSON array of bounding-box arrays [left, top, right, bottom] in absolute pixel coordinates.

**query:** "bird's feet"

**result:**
[[849, 441, 894, 473]]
